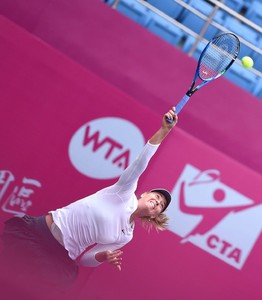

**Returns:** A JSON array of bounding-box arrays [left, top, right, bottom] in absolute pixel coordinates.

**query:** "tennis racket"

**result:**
[[167, 32, 240, 122]]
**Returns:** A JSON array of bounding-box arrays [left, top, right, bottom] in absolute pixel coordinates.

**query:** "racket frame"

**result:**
[[170, 32, 240, 117]]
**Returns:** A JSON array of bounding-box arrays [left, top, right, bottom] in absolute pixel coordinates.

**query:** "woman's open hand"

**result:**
[[95, 249, 123, 271]]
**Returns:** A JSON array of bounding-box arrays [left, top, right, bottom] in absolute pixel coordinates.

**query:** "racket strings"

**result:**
[[199, 33, 239, 80]]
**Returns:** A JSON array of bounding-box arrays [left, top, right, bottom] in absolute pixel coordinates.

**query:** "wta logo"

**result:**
[[167, 164, 262, 270], [68, 117, 145, 179]]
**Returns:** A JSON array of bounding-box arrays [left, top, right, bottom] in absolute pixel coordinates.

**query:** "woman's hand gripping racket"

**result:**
[[167, 32, 240, 123]]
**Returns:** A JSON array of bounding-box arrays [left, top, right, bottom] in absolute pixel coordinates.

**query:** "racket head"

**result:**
[[197, 32, 240, 81]]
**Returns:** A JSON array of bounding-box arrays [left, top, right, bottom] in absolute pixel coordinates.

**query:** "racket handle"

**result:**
[[176, 94, 190, 114], [166, 94, 191, 123]]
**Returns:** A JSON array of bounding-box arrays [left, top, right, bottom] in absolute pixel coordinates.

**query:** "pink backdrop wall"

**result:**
[[1, 1, 262, 299], [0, 0, 262, 175]]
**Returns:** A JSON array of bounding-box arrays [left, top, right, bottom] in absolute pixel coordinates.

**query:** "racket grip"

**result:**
[[176, 94, 190, 114], [165, 94, 191, 123]]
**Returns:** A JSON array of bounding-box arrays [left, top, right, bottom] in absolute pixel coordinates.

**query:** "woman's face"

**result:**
[[138, 191, 167, 218]]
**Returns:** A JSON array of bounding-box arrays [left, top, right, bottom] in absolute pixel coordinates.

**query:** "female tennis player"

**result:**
[[0, 108, 178, 295]]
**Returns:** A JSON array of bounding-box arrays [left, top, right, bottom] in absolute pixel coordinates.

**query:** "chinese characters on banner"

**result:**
[[0, 170, 41, 217]]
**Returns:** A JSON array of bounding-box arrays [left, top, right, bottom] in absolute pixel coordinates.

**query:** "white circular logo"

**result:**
[[68, 117, 145, 179]]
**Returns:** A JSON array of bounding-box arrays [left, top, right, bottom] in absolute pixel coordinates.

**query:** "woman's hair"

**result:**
[[141, 213, 169, 232]]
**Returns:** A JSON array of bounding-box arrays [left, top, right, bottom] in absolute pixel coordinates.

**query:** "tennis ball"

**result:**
[[241, 56, 254, 68]]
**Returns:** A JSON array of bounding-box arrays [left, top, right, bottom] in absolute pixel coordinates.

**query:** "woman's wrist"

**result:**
[[149, 127, 172, 145]]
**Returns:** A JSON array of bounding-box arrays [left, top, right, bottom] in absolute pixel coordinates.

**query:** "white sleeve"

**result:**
[[79, 241, 128, 267], [115, 142, 159, 191]]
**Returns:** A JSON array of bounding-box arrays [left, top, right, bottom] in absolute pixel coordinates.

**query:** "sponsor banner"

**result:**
[[68, 117, 145, 179], [167, 164, 262, 270], [1, 15, 262, 300]]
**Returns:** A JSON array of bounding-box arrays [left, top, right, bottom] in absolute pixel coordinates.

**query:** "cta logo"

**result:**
[[167, 164, 262, 270], [68, 117, 145, 179]]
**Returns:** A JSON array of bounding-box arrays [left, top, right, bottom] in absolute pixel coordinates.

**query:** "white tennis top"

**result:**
[[50, 141, 159, 267]]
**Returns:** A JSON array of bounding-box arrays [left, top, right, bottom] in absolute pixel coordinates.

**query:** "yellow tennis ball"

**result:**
[[241, 56, 254, 68]]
